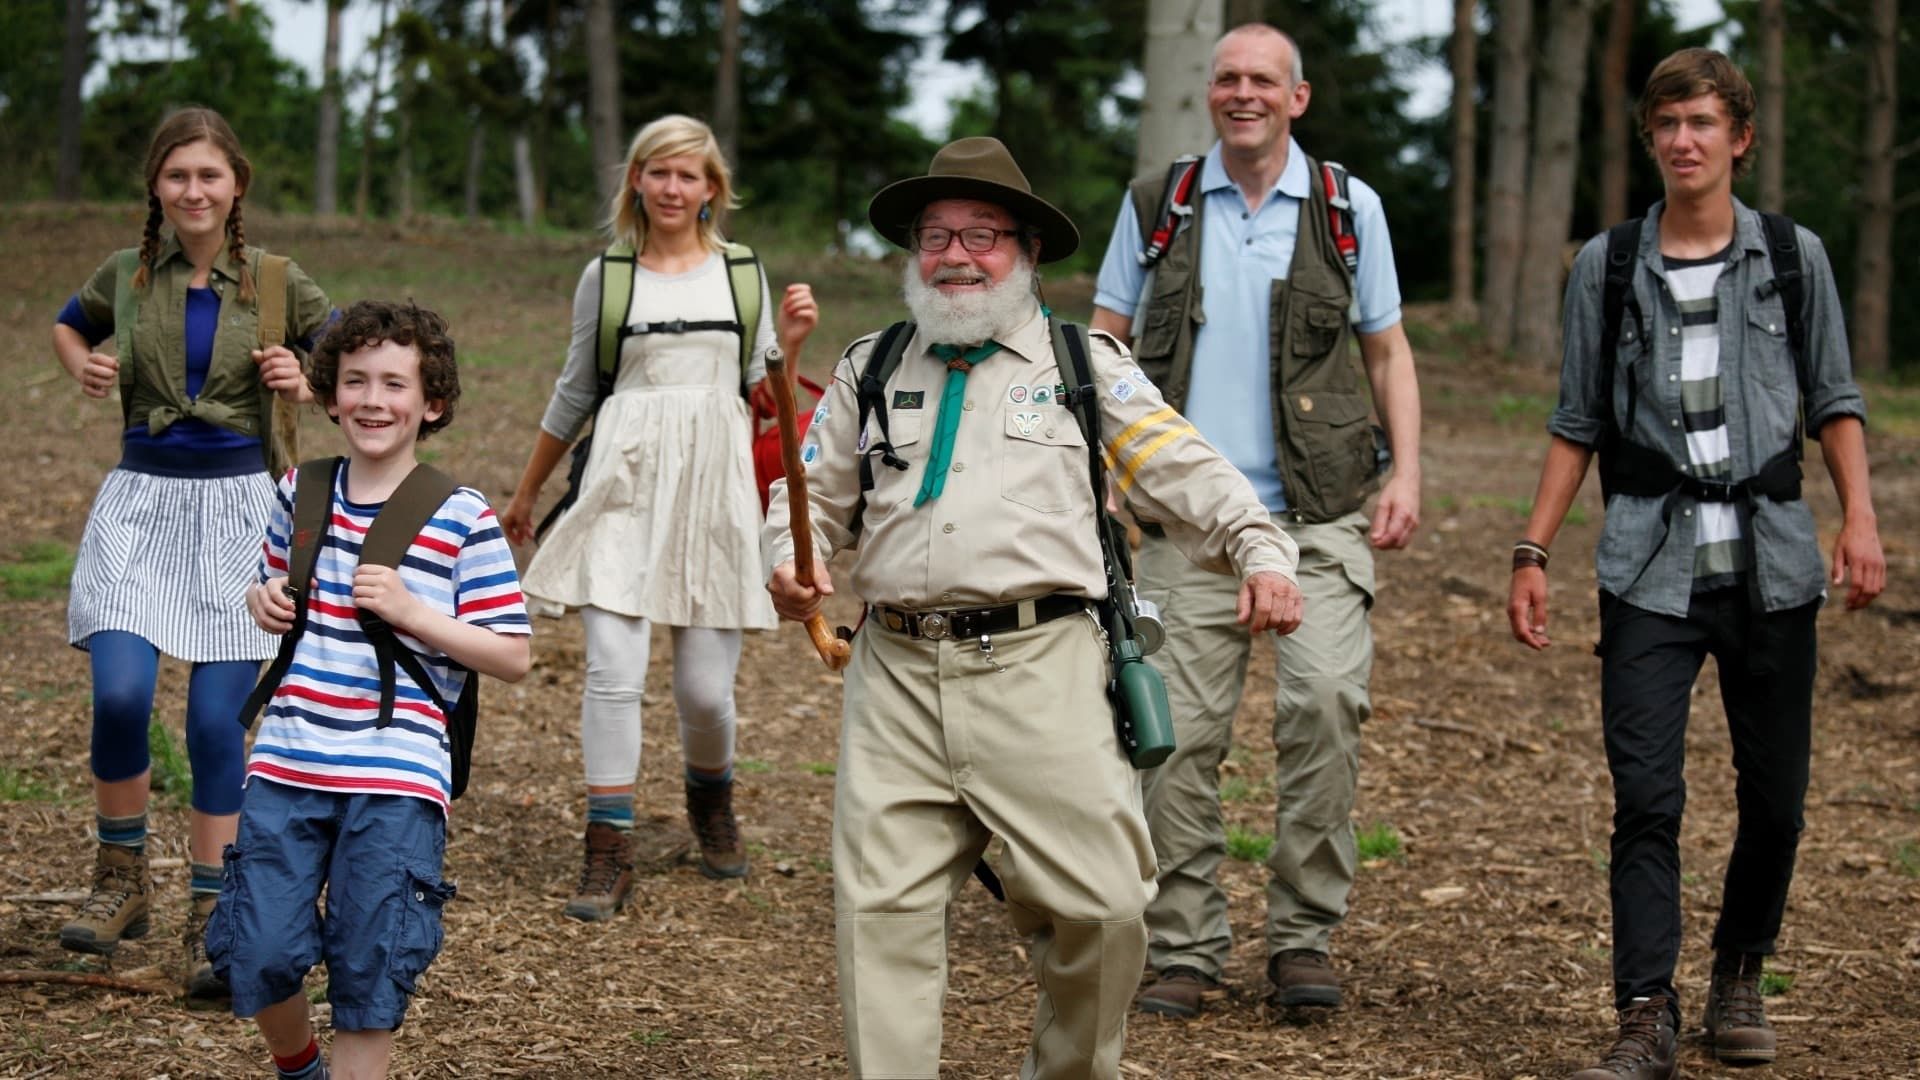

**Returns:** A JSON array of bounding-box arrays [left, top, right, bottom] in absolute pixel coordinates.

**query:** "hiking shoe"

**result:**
[[685, 779, 748, 880], [182, 894, 231, 1004], [1705, 952, 1777, 1064], [563, 822, 634, 922], [1267, 949, 1341, 1008], [59, 844, 152, 955], [1569, 995, 1678, 1080], [1135, 965, 1225, 1018]]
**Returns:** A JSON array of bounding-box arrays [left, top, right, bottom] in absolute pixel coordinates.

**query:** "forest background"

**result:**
[[5, 0, 1916, 374]]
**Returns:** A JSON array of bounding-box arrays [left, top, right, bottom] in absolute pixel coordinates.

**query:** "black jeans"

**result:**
[[1596, 587, 1818, 1011]]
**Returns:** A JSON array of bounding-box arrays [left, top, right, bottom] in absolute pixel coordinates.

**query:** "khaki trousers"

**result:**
[[834, 611, 1155, 1080], [1135, 512, 1374, 977]]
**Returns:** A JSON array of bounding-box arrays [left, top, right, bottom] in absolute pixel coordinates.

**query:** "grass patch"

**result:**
[[1466, 493, 1586, 526], [1356, 821, 1404, 862], [631, 1029, 673, 1046], [807, 855, 832, 874], [0, 540, 76, 601], [1590, 847, 1611, 873], [1862, 380, 1920, 438], [1491, 393, 1555, 427], [1758, 971, 1794, 997], [735, 758, 774, 775], [1219, 776, 1259, 804], [803, 761, 836, 777], [1894, 840, 1920, 878], [0, 765, 53, 801], [1225, 824, 1273, 863], [148, 722, 193, 807]]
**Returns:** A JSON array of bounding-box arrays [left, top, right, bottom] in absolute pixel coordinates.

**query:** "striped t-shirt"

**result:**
[[250, 463, 530, 812], [1664, 243, 1749, 590]]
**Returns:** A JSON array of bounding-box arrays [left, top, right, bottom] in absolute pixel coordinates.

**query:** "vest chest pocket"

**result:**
[[1000, 412, 1086, 514], [1291, 303, 1347, 358]]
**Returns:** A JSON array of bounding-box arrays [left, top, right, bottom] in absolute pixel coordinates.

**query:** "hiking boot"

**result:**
[[1267, 949, 1341, 1008], [1569, 996, 1679, 1080], [182, 894, 231, 1004], [563, 822, 635, 922], [685, 779, 748, 880], [1704, 952, 1777, 1064], [1135, 965, 1225, 1018], [59, 844, 152, 955]]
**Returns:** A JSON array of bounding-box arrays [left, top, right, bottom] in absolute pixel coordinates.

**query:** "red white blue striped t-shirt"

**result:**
[[250, 463, 531, 812]]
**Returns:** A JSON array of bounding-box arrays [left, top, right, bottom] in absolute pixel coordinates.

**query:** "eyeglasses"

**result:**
[[912, 226, 1020, 254]]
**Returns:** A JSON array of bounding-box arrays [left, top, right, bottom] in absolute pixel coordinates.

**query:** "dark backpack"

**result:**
[[237, 458, 481, 800], [1595, 211, 1809, 502]]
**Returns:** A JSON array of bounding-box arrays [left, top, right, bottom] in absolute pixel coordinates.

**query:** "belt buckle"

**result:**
[[1695, 478, 1738, 503], [919, 612, 951, 640]]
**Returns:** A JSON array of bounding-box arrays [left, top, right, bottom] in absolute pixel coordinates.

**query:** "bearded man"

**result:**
[[763, 137, 1304, 1079]]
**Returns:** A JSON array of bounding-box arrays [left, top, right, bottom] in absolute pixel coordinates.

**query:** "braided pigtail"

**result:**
[[133, 194, 164, 290], [228, 197, 256, 305]]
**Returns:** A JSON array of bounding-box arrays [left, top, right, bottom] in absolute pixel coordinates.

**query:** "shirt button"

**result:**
[[1670, 326, 1679, 336], [1768, 323, 1777, 333], [415, 891, 425, 901], [963, 401, 975, 412], [1670, 419, 1681, 428], [941, 592, 953, 601], [1044, 428, 1056, 438], [951, 462, 965, 473], [1668, 373, 1678, 382], [1683, 508, 1693, 518], [1245, 237, 1253, 245], [1241, 212, 1250, 220], [943, 523, 955, 534]]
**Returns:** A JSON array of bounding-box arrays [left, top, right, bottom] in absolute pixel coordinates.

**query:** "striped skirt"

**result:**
[[68, 468, 278, 662]]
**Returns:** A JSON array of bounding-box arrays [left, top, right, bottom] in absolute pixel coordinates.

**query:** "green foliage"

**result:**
[[1758, 970, 1794, 997], [1225, 824, 1273, 863], [1492, 394, 1555, 426], [631, 1029, 673, 1046], [148, 722, 193, 807], [1219, 776, 1259, 804], [1894, 840, 1920, 879], [804, 761, 836, 776], [0, 765, 54, 802], [736, 758, 774, 775], [1, 541, 76, 601], [1356, 821, 1403, 862]]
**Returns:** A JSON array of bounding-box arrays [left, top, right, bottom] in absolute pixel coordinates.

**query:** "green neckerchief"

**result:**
[[914, 340, 1002, 507]]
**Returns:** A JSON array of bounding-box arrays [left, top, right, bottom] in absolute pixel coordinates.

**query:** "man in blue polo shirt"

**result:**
[[1091, 21, 1422, 1017]]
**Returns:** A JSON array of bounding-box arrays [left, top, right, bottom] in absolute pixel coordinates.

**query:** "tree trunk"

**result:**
[[713, 0, 741, 165], [1756, 0, 1784, 212], [1447, 0, 1478, 318], [355, 0, 392, 219], [394, 47, 415, 221], [513, 128, 538, 227], [1224, 0, 1263, 27], [585, 0, 624, 212], [1481, 0, 1533, 351], [1596, 0, 1633, 227], [1135, 0, 1222, 176], [464, 121, 486, 219], [315, 0, 345, 215], [55, 0, 88, 200], [1513, 0, 1601, 365], [1851, 0, 1895, 375]]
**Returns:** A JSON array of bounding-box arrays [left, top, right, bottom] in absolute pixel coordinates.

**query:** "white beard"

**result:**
[[901, 259, 1039, 346]]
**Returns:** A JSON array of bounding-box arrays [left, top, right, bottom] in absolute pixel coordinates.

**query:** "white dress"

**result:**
[[522, 252, 777, 630]]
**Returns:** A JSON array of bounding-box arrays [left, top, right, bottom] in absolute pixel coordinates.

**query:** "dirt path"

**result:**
[[2, 207, 1915, 1078]]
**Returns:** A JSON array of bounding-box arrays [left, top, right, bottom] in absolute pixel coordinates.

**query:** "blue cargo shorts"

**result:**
[[205, 779, 454, 1031]]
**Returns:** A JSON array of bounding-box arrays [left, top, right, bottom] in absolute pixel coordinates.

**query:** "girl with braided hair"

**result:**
[[50, 106, 335, 1003]]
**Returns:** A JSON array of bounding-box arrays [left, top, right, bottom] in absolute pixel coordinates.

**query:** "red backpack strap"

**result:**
[[1320, 161, 1359, 275], [1137, 156, 1203, 269]]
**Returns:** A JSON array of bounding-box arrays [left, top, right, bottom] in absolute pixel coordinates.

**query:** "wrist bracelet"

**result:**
[[1511, 540, 1549, 572]]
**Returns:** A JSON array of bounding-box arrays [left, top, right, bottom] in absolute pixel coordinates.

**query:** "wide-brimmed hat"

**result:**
[[867, 137, 1079, 263]]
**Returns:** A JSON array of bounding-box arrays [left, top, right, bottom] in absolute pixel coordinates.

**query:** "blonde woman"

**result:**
[[502, 115, 815, 920]]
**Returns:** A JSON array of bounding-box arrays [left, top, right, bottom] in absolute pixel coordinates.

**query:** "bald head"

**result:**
[[1212, 23, 1303, 86]]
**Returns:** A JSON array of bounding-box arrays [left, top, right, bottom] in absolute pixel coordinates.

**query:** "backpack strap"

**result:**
[[1757, 211, 1810, 446], [1319, 161, 1359, 275], [255, 253, 299, 476], [236, 457, 345, 730], [855, 320, 916, 495], [595, 241, 637, 405], [113, 249, 141, 430], [1132, 156, 1202, 270], [355, 464, 461, 730], [723, 241, 764, 396], [1598, 217, 1647, 459]]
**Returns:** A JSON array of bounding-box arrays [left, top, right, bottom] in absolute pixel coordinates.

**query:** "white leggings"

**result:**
[[579, 606, 742, 788]]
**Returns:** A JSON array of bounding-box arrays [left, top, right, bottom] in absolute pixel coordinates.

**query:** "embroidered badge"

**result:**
[[1110, 379, 1136, 403], [1013, 411, 1042, 437], [893, 390, 925, 410], [1008, 384, 1029, 404], [857, 428, 870, 453], [1032, 384, 1053, 406], [801, 443, 820, 466], [811, 402, 830, 425], [1129, 368, 1152, 386]]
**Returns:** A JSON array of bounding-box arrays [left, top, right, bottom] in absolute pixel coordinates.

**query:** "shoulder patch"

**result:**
[[1110, 379, 1136, 403]]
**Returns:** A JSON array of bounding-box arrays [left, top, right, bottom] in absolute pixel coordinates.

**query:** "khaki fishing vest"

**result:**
[[1127, 155, 1379, 523]]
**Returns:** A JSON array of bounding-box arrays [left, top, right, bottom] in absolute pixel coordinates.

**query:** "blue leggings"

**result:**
[[89, 631, 256, 816]]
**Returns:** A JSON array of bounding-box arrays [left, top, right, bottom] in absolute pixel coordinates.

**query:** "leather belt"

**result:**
[[870, 595, 1087, 641]]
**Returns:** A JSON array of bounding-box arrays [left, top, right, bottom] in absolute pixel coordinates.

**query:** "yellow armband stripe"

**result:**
[[1106, 407, 1179, 457], [1114, 423, 1198, 493]]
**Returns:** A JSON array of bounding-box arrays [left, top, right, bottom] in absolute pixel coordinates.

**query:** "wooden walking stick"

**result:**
[[767, 347, 851, 671]]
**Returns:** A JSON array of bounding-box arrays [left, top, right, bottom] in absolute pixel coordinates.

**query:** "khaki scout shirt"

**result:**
[[76, 239, 333, 438], [764, 303, 1297, 609]]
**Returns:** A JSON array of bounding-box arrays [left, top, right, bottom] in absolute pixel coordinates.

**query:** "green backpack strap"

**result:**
[[723, 240, 763, 395], [236, 456, 346, 730], [595, 241, 637, 400], [113, 249, 141, 429]]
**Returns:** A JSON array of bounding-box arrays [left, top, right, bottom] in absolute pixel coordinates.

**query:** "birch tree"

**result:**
[[1135, 0, 1220, 176]]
